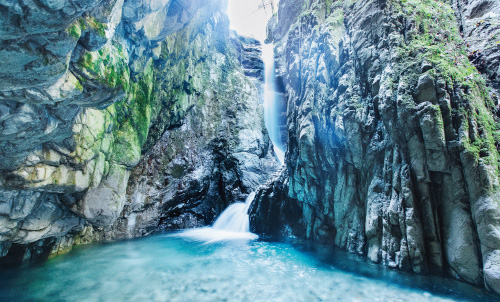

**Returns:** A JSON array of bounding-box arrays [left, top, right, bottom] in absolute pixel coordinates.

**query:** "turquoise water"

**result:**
[[0, 233, 497, 302]]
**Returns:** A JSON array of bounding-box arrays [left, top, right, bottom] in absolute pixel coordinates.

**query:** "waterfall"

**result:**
[[174, 193, 258, 243], [127, 213, 137, 231], [262, 43, 285, 164], [212, 192, 255, 232], [174, 35, 283, 244]]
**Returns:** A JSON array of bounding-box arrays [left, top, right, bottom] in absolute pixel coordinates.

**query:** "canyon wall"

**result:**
[[0, 0, 278, 264], [251, 0, 500, 294]]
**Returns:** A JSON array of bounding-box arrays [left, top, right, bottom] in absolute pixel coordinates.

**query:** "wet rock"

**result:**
[[234, 36, 265, 81], [251, 0, 500, 295], [454, 0, 500, 93], [119, 15, 279, 235], [79, 0, 124, 52]]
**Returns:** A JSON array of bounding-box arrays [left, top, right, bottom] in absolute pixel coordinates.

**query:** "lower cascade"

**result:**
[[175, 192, 258, 243]]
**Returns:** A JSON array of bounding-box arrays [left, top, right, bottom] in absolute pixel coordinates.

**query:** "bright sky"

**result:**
[[227, 0, 277, 42]]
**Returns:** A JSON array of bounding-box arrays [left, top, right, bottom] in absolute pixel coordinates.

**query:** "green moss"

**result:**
[[325, 0, 334, 15], [391, 0, 500, 167], [432, 104, 444, 128], [112, 120, 141, 166], [77, 41, 130, 92], [85, 17, 108, 38], [393, 0, 476, 84], [108, 58, 155, 164], [68, 23, 82, 40], [75, 79, 84, 92], [67, 18, 87, 40]]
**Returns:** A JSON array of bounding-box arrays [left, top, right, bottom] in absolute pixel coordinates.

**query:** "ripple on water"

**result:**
[[0, 233, 497, 302]]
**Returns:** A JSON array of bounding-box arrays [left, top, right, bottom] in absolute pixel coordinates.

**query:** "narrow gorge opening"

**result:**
[[1, 0, 500, 301], [229, 0, 287, 164]]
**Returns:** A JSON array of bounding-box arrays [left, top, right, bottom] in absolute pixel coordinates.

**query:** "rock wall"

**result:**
[[0, 0, 278, 264], [251, 0, 500, 294]]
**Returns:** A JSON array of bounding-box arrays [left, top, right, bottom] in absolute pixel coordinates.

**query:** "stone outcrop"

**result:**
[[0, 0, 278, 263], [250, 0, 500, 295]]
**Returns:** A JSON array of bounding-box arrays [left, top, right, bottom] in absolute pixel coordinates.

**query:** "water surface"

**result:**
[[0, 234, 497, 302]]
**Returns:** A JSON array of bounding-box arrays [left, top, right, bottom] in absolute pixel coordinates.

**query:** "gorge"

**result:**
[[1, 0, 500, 301]]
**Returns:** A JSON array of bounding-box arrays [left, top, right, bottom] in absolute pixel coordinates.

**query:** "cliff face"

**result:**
[[251, 0, 500, 294], [0, 0, 278, 263]]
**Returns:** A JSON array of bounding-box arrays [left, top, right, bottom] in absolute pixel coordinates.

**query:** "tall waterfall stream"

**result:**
[[262, 43, 285, 164]]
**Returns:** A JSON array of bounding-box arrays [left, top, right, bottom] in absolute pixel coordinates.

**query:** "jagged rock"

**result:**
[[0, 0, 279, 266], [119, 14, 279, 234], [1, 0, 499, 297], [234, 35, 265, 81], [453, 0, 500, 94], [250, 0, 500, 295], [79, 0, 124, 51]]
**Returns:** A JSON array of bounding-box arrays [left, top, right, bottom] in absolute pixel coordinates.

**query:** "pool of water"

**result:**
[[0, 233, 497, 302]]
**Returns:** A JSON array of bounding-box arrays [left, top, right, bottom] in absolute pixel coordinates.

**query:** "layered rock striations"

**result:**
[[0, 0, 277, 263], [251, 0, 500, 294]]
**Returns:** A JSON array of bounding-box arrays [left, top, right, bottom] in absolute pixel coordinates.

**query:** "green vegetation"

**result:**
[[325, 0, 334, 15], [67, 18, 86, 40], [112, 59, 155, 151], [75, 79, 84, 92], [85, 16, 108, 38], [68, 23, 81, 40], [391, 0, 499, 166], [393, 0, 478, 84], [77, 42, 130, 92], [67, 16, 107, 41]]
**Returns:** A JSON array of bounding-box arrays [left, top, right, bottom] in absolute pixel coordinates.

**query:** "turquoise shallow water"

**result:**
[[0, 233, 497, 302]]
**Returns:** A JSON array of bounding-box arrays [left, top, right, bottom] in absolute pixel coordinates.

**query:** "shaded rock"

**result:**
[[454, 0, 500, 94]]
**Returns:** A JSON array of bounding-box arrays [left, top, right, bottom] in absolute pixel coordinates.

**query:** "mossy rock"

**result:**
[[112, 120, 141, 167]]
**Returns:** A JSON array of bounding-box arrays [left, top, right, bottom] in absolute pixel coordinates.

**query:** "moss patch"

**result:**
[[85, 16, 108, 38], [77, 41, 130, 92], [67, 18, 86, 40], [391, 0, 500, 167]]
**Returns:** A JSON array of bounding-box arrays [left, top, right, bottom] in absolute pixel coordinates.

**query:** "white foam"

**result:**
[[174, 192, 258, 243]]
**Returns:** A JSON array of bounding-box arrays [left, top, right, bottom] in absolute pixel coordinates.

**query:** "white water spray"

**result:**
[[262, 43, 285, 164], [175, 192, 258, 243]]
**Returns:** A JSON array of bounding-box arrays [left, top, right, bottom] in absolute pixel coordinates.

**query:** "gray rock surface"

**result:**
[[1, 0, 500, 297], [0, 0, 278, 265], [250, 0, 500, 294], [454, 0, 500, 94]]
